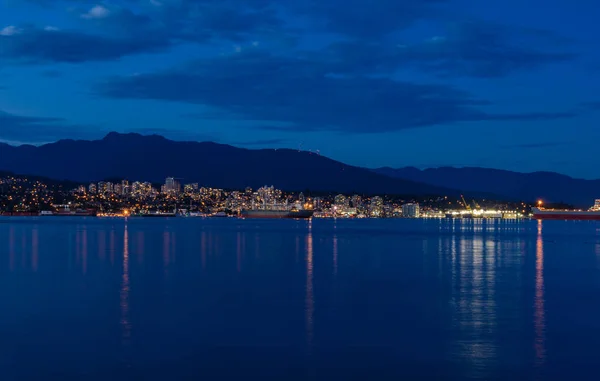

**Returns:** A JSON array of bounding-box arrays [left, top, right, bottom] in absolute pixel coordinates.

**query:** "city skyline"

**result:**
[[1, 1, 600, 177], [1, 172, 527, 219]]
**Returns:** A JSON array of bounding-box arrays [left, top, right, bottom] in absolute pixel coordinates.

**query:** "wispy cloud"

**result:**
[[0, 27, 171, 63], [98, 49, 576, 134], [320, 22, 575, 78], [0, 26, 22, 36], [81, 5, 111, 20]]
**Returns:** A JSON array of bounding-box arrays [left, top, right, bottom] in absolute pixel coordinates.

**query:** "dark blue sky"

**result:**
[[1, 1, 599, 177]]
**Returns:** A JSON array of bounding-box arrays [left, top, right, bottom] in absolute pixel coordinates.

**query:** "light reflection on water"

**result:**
[[535, 220, 546, 366], [0, 218, 599, 380], [121, 224, 131, 351], [306, 220, 314, 353]]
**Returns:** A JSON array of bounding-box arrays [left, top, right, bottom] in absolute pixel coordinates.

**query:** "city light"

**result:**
[[0, 175, 534, 219]]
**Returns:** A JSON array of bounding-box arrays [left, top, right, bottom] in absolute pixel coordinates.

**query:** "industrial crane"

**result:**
[[460, 195, 472, 211]]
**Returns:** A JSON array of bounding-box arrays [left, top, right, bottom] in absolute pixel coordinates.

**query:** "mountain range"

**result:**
[[374, 167, 600, 207], [1, 132, 597, 205], [0, 132, 452, 197]]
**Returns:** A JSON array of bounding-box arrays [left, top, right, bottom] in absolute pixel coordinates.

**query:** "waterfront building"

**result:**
[[402, 203, 420, 218], [313, 197, 323, 210]]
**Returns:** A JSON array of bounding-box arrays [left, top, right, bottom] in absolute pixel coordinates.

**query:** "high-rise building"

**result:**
[[114, 183, 122, 195], [164, 177, 181, 194], [131, 181, 142, 195], [121, 180, 130, 196], [88, 183, 97, 194], [402, 203, 420, 218], [97, 181, 113, 194]]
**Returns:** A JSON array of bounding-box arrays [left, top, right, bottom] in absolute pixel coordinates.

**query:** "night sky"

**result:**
[[1, 0, 599, 177]]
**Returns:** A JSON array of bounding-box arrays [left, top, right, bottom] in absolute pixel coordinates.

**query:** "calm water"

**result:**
[[1, 217, 600, 380]]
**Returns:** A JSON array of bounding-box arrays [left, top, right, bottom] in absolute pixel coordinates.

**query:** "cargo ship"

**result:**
[[241, 201, 313, 219], [241, 209, 314, 219], [532, 200, 600, 220]]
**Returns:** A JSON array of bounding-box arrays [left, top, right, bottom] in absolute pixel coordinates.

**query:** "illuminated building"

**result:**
[[97, 181, 114, 194], [226, 191, 243, 211], [402, 203, 420, 218], [313, 197, 323, 210], [370, 196, 384, 217], [334, 194, 348, 207], [163, 177, 181, 195], [299, 192, 306, 204], [184, 183, 199, 194], [257, 185, 280, 205], [131, 181, 153, 197]]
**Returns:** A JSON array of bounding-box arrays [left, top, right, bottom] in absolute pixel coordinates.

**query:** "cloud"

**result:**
[[81, 5, 111, 19], [0, 110, 93, 142], [98, 50, 576, 133], [16, 0, 285, 60], [0, 27, 171, 63], [0, 26, 22, 36], [396, 22, 576, 77], [16, 1, 574, 75], [320, 22, 575, 78]]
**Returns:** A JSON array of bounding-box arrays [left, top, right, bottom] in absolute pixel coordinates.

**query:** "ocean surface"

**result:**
[[1, 217, 600, 380]]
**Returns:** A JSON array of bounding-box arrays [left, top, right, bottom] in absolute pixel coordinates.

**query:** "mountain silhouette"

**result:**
[[374, 166, 600, 207], [0, 132, 453, 196]]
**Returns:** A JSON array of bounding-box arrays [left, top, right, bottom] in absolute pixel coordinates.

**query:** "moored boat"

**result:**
[[39, 207, 97, 217], [240, 209, 314, 219], [532, 200, 600, 220]]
